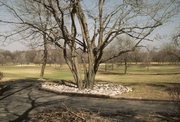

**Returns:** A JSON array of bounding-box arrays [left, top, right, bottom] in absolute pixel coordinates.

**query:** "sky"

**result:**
[[0, 0, 179, 52]]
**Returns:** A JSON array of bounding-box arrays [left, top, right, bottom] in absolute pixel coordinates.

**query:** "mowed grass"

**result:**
[[98, 64, 180, 99], [0, 64, 180, 99], [0, 64, 73, 81]]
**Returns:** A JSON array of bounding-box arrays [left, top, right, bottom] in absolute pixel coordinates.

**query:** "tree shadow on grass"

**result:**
[[99, 71, 180, 75], [96, 79, 180, 90]]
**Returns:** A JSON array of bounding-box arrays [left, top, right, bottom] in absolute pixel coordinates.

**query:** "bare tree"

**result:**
[[168, 32, 180, 61], [0, 0, 179, 89]]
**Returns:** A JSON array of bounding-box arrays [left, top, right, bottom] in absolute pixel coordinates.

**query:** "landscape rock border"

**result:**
[[41, 82, 133, 98]]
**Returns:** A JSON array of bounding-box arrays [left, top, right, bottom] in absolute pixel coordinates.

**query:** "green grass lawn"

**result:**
[[0, 64, 180, 99], [0, 64, 73, 80]]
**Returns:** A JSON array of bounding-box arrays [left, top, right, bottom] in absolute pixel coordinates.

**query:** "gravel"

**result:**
[[41, 82, 132, 96]]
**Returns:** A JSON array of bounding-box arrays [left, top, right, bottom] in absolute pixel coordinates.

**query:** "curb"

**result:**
[[39, 87, 180, 103]]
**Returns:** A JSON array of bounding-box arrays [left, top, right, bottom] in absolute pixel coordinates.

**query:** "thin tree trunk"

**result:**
[[85, 48, 96, 89], [63, 45, 84, 89], [124, 58, 127, 74], [73, 56, 83, 89], [111, 63, 114, 70], [40, 34, 48, 78], [105, 63, 107, 71]]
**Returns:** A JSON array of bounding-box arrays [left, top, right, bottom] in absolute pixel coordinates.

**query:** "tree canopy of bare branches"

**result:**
[[0, 0, 179, 89]]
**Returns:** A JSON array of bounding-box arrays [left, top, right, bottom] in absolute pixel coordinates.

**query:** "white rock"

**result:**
[[41, 83, 132, 96]]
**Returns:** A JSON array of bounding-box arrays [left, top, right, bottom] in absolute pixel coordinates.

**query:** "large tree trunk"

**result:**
[[70, 50, 97, 89], [40, 34, 48, 78], [84, 65, 96, 89], [70, 60, 96, 89]]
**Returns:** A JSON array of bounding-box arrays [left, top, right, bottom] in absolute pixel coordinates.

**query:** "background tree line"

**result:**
[[0, 48, 64, 65], [0, 42, 179, 66]]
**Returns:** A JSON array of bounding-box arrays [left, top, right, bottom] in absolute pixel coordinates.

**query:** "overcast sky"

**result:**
[[0, 0, 179, 52]]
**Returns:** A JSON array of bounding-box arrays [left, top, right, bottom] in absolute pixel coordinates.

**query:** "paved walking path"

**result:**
[[0, 79, 179, 122]]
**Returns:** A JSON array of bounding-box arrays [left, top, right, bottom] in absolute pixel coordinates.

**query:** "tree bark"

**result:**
[[86, 47, 95, 88]]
